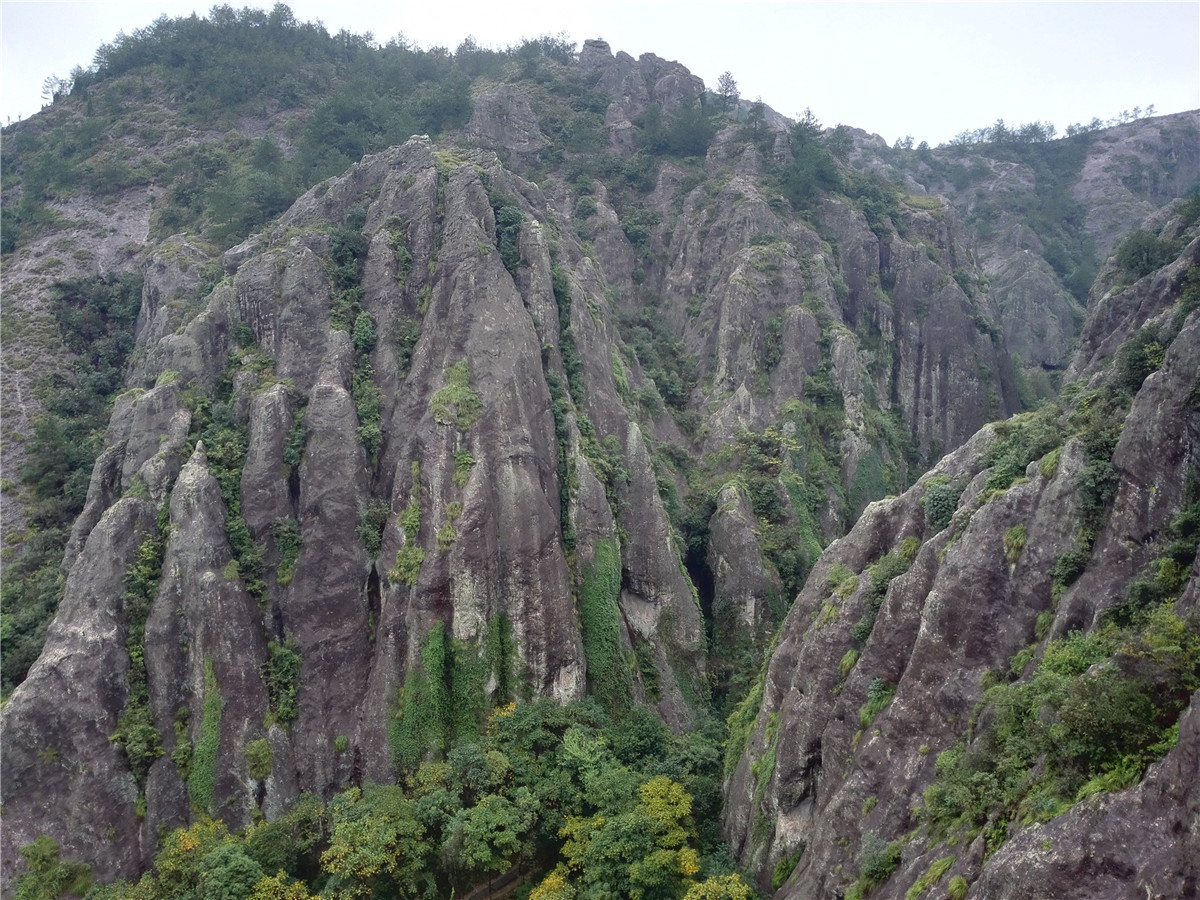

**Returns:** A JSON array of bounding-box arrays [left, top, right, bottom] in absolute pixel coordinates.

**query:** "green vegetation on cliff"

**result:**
[[5, 9, 1199, 900], [62, 698, 747, 900], [923, 599, 1200, 846], [579, 539, 632, 712], [1, 272, 143, 695]]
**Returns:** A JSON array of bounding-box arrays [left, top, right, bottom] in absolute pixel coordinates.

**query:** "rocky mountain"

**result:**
[[725, 233, 1200, 900], [1, 10, 1198, 898]]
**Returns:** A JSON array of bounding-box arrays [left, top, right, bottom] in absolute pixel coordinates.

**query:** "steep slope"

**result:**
[[0, 136, 711, 881], [852, 111, 1200, 386], [724, 235, 1200, 898], [2, 24, 1039, 710], [3, 12, 1199, 893]]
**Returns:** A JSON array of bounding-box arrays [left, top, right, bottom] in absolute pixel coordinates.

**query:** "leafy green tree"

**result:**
[[782, 108, 840, 209], [15, 837, 92, 900], [198, 844, 264, 900], [321, 785, 434, 899], [559, 776, 702, 900], [716, 72, 739, 111], [246, 739, 273, 781], [246, 873, 314, 899], [442, 789, 537, 883], [148, 819, 234, 899], [742, 97, 767, 147], [1115, 229, 1177, 279], [242, 793, 327, 881], [682, 875, 754, 900], [530, 866, 577, 900]]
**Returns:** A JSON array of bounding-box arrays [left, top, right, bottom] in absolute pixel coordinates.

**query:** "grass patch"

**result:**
[[579, 539, 632, 713], [187, 659, 222, 813], [431, 361, 482, 430]]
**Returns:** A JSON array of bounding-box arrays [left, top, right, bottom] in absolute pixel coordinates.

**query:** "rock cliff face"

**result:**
[[0, 135, 713, 881], [855, 111, 1200, 377], [724, 236, 1200, 899], [2, 25, 1198, 895]]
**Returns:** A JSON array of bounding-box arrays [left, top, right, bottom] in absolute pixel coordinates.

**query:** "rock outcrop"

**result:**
[[724, 237, 1200, 899], [2, 28, 1198, 896]]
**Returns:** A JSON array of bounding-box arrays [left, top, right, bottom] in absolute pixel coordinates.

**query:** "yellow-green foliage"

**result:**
[[390, 623, 488, 772], [684, 874, 754, 899], [85, 681, 738, 900], [848, 832, 903, 896], [924, 602, 1200, 842], [750, 713, 779, 793], [859, 677, 896, 727], [839, 648, 860, 677], [905, 856, 955, 899], [724, 668, 765, 775], [14, 836, 93, 900], [922, 476, 963, 533], [579, 539, 631, 712], [433, 149, 473, 176], [827, 562, 860, 599], [390, 547, 426, 587], [453, 451, 475, 488], [1004, 524, 1028, 564], [110, 523, 167, 789], [852, 541, 920, 643], [264, 638, 301, 726], [903, 194, 943, 211], [556, 775, 703, 900], [245, 738, 272, 780], [485, 615, 516, 703], [187, 660, 222, 813], [399, 484, 420, 539], [431, 361, 482, 430], [947, 875, 968, 900], [319, 785, 429, 898], [272, 517, 301, 585], [982, 406, 1064, 493], [771, 845, 806, 892], [1039, 447, 1062, 479], [390, 462, 424, 586], [436, 520, 457, 551], [611, 349, 629, 396], [1035, 610, 1054, 640]]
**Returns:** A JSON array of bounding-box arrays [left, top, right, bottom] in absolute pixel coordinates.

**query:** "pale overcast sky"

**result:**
[[2, 1, 1197, 145]]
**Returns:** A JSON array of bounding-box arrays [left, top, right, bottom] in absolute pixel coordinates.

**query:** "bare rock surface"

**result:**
[[724, 246, 1200, 899]]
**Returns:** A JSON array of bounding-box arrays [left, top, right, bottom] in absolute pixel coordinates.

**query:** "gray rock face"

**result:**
[[144, 445, 272, 835], [581, 47, 706, 152], [1068, 235, 1200, 382], [280, 334, 371, 795], [1, 137, 708, 880], [3, 46, 1197, 896], [467, 82, 546, 156], [860, 111, 1200, 376], [1, 497, 158, 883], [128, 237, 214, 386], [1073, 112, 1200, 259], [973, 687, 1200, 899], [63, 384, 190, 573], [723, 240, 1200, 899], [707, 483, 783, 683], [985, 247, 1084, 371]]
